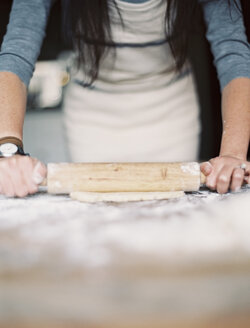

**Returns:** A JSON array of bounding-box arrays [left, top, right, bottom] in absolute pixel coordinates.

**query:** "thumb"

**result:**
[[32, 161, 47, 184], [200, 161, 213, 176]]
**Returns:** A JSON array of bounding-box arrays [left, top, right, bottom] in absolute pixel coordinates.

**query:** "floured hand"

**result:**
[[0, 155, 47, 198], [201, 156, 250, 194]]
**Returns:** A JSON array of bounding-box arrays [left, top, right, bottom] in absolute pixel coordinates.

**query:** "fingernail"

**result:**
[[234, 186, 241, 193], [206, 162, 212, 168], [204, 162, 212, 174], [32, 162, 44, 184]]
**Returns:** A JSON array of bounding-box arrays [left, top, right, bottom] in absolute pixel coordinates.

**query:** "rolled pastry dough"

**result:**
[[70, 191, 185, 203]]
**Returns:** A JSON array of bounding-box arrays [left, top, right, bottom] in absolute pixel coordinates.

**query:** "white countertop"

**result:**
[[1, 188, 250, 327]]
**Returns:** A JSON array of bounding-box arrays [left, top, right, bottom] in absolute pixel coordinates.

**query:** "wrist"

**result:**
[[219, 134, 249, 161], [0, 136, 23, 149], [219, 153, 247, 161], [0, 136, 29, 158], [219, 147, 247, 161]]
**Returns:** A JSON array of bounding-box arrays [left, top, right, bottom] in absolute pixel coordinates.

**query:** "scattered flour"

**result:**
[[0, 187, 249, 272], [180, 162, 200, 175]]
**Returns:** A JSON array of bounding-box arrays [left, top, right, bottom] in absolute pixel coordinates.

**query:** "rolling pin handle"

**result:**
[[40, 178, 47, 187], [200, 172, 206, 185]]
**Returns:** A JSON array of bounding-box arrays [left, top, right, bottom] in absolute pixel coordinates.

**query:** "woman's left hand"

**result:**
[[200, 156, 250, 194]]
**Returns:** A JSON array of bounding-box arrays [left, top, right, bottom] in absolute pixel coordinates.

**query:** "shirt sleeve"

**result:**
[[200, 0, 250, 91], [0, 0, 53, 86]]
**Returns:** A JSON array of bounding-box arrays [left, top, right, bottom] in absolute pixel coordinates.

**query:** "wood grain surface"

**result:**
[[46, 162, 204, 193]]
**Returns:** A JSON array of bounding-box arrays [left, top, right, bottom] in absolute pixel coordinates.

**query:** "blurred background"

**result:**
[[0, 0, 249, 163]]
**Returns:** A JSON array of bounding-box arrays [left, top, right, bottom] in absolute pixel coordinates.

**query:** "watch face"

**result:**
[[0, 143, 18, 157]]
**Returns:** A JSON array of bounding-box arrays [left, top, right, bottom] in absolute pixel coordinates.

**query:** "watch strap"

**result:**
[[0, 136, 23, 149], [0, 137, 29, 157], [17, 145, 30, 157]]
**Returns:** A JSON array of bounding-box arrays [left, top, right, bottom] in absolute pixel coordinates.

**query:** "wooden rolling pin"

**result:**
[[42, 162, 206, 194]]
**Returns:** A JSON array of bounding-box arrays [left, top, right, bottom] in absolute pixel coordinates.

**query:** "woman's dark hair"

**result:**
[[62, 0, 236, 83]]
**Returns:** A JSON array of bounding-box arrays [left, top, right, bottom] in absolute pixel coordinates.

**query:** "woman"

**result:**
[[0, 0, 249, 197]]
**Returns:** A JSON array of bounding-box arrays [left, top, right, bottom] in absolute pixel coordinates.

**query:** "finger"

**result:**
[[230, 167, 244, 192], [0, 160, 16, 197], [244, 175, 250, 185], [243, 167, 250, 185], [216, 165, 234, 194], [32, 161, 47, 185], [0, 171, 16, 197], [200, 162, 213, 176], [9, 165, 30, 198], [244, 163, 250, 177], [20, 157, 39, 195], [6, 156, 34, 197], [206, 167, 222, 191], [22, 158, 47, 194], [205, 159, 225, 191]]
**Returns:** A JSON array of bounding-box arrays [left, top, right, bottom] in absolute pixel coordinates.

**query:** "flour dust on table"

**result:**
[[70, 191, 185, 203]]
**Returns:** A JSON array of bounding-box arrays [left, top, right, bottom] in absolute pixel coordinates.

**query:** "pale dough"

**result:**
[[70, 191, 185, 203]]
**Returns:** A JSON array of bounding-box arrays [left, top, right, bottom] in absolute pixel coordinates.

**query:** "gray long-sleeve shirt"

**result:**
[[0, 0, 249, 90], [0, 0, 52, 87]]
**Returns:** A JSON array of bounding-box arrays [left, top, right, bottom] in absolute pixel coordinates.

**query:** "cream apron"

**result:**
[[63, 0, 201, 162]]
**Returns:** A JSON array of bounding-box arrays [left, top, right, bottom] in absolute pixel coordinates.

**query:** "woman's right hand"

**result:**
[[0, 155, 47, 198]]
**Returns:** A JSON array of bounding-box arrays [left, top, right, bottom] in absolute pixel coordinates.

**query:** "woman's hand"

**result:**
[[200, 156, 250, 194], [201, 156, 250, 194], [0, 155, 47, 198]]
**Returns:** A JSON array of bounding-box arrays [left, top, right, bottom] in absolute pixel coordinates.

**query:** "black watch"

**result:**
[[0, 143, 29, 158]]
